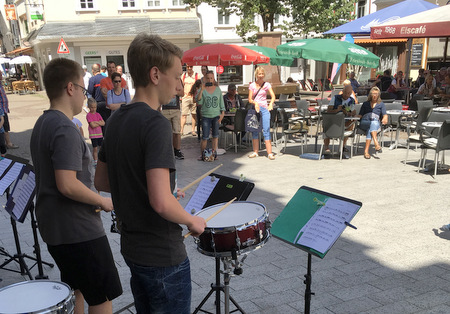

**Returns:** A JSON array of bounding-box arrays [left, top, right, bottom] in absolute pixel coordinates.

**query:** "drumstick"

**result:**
[[184, 197, 237, 239], [95, 164, 224, 212], [180, 163, 223, 193]]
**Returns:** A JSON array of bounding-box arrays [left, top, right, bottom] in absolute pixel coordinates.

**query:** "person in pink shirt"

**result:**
[[247, 67, 276, 160], [86, 98, 105, 164]]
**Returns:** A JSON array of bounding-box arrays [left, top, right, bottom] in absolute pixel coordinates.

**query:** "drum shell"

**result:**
[[198, 219, 267, 253]]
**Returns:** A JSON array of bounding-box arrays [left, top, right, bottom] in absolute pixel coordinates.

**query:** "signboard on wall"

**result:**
[[410, 38, 426, 68], [4, 5, 17, 20]]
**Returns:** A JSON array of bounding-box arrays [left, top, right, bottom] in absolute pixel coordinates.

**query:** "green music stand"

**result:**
[[271, 186, 362, 314]]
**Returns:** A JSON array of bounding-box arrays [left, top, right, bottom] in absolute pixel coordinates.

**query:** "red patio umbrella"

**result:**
[[182, 43, 270, 66]]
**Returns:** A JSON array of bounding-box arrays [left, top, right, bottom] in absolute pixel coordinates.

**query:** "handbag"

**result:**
[[245, 82, 265, 132], [245, 109, 262, 132], [359, 113, 374, 131]]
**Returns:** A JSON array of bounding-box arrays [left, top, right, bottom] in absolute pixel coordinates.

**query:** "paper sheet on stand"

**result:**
[[184, 176, 219, 215]]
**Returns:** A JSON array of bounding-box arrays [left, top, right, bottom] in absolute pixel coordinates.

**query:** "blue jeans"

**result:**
[[201, 116, 219, 140], [366, 120, 380, 140], [125, 257, 191, 314], [251, 107, 271, 141]]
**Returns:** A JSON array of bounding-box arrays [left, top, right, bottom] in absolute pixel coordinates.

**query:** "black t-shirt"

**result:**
[[99, 102, 185, 267], [31, 110, 104, 245]]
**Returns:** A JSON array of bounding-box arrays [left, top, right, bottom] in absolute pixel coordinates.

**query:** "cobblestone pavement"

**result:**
[[0, 92, 449, 313]]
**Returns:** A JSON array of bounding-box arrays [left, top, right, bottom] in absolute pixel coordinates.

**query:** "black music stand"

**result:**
[[271, 186, 362, 314], [189, 173, 254, 314], [0, 156, 53, 279]]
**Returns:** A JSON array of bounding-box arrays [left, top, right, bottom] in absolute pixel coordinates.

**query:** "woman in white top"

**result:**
[[107, 72, 131, 111]]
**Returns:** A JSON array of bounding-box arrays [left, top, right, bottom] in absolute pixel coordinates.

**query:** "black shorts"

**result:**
[[47, 236, 122, 306], [91, 137, 103, 147], [3, 113, 10, 132]]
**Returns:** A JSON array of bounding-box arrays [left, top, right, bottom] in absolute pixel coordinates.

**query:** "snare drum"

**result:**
[[195, 201, 270, 257], [0, 280, 74, 314]]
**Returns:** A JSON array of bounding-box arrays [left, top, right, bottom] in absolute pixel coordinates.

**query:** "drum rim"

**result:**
[[0, 280, 73, 313], [195, 201, 268, 230]]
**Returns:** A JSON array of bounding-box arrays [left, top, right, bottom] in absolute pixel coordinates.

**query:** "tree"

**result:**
[[286, 0, 356, 38], [184, 0, 356, 42]]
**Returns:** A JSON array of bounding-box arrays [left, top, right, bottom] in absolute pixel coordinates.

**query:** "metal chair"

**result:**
[[416, 99, 434, 113], [277, 108, 308, 155], [418, 119, 450, 176], [223, 108, 248, 153], [319, 112, 354, 161], [404, 106, 433, 164], [409, 94, 425, 111], [357, 95, 368, 103], [278, 93, 288, 101]]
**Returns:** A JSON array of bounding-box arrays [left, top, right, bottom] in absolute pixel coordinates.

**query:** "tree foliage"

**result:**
[[184, 0, 356, 42]]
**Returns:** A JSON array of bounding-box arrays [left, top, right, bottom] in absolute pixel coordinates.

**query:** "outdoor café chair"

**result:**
[[417, 119, 450, 176], [319, 112, 354, 161]]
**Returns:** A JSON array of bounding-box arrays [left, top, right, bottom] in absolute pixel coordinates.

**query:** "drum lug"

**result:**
[[242, 238, 256, 247]]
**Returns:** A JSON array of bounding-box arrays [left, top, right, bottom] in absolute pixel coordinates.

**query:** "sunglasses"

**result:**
[[113, 80, 121, 83]]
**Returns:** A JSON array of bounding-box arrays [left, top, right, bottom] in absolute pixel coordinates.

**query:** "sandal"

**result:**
[[364, 153, 371, 159], [248, 152, 258, 158], [375, 146, 382, 152], [268, 153, 275, 160]]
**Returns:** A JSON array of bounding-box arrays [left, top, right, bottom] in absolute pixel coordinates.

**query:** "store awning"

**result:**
[[5, 46, 33, 57], [354, 38, 407, 44]]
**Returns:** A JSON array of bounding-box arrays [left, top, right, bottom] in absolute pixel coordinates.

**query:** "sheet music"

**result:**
[[11, 172, 35, 219], [0, 162, 24, 195], [0, 158, 12, 177], [184, 176, 219, 215], [296, 197, 360, 254]]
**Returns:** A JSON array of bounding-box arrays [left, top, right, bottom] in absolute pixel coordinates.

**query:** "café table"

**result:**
[[386, 109, 416, 150], [432, 107, 450, 113]]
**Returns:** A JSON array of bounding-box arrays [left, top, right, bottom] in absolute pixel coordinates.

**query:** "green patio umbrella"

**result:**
[[277, 38, 379, 68], [245, 46, 295, 67], [277, 38, 380, 153]]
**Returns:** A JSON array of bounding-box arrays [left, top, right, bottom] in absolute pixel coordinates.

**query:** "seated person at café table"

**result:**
[[372, 69, 392, 92], [348, 71, 360, 93], [341, 79, 358, 103], [359, 87, 388, 159], [223, 83, 245, 112], [417, 74, 440, 98], [323, 85, 356, 153], [387, 70, 407, 100], [438, 74, 450, 106]]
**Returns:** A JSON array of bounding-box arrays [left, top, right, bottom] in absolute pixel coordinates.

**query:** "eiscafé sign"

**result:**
[[371, 23, 443, 39]]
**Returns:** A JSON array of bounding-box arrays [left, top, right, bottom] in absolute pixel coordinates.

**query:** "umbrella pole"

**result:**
[[315, 62, 329, 153]]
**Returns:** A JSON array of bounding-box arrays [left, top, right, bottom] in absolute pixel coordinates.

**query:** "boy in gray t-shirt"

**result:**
[[30, 58, 122, 313]]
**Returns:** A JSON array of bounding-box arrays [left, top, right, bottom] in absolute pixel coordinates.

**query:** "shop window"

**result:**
[[218, 66, 243, 85]]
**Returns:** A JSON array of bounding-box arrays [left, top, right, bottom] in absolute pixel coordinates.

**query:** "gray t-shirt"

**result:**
[[30, 110, 105, 245], [99, 102, 185, 267]]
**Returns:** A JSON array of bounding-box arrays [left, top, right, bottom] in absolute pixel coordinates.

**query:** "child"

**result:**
[[197, 71, 225, 161], [86, 98, 104, 164]]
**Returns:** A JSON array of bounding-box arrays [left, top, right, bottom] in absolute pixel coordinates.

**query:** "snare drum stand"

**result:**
[[193, 250, 246, 314]]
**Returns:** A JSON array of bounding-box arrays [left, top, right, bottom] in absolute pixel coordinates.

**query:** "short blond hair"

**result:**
[[254, 66, 265, 79]]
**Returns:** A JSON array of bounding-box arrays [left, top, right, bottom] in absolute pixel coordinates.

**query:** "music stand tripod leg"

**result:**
[[303, 253, 315, 314]]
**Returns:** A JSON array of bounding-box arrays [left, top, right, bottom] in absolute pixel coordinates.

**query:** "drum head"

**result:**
[[196, 201, 266, 228], [0, 280, 72, 313]]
